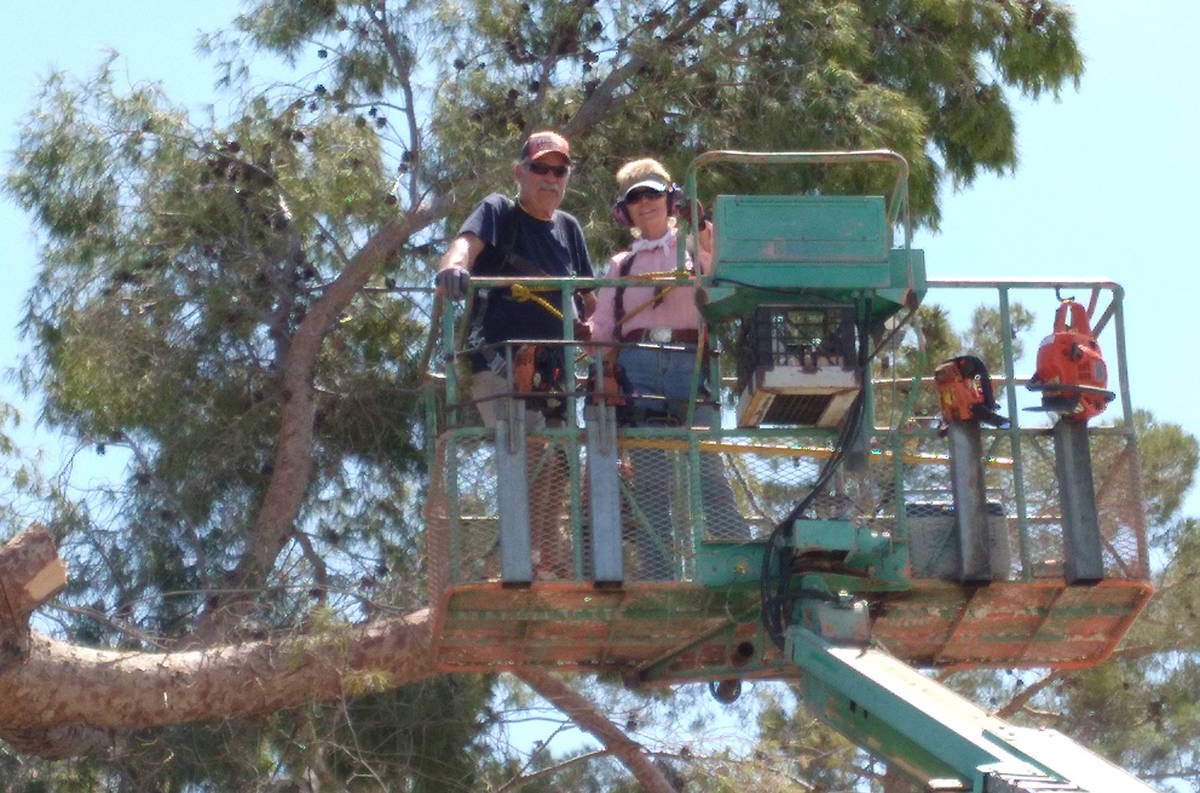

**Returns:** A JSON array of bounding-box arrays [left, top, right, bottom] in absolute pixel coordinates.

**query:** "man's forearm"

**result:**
[[439, 234, 480, 273]]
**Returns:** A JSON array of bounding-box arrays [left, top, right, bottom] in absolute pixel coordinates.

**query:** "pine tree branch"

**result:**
[[1110, 643, 1179, 661], [190, 197, 450, 644], [0, 528, 439, 759], [493, 749, 611, 793], [566, 0, 722, 134], [517, 668, 679, 793], [367, 2, 423, 206], [994, 668, 1066, 720], [0, 604, 437, 758]]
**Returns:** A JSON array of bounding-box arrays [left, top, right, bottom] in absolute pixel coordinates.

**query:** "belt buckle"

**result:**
[[648, 327, 673, 344]]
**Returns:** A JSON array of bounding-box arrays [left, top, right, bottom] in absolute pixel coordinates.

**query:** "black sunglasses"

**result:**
[[525, 161, 570, 177], [625, 188, 666, 204]]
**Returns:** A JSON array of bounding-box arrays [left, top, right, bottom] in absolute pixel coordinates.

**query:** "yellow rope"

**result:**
[[510, 283, 563, 320], [613, 270, 694, 329], [506, 270, 692, 325], [627, 269, 690, 280]]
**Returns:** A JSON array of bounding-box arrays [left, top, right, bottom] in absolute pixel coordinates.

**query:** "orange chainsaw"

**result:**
[[933, 355, 1008, 429], [1026, 299, 1115, 423]]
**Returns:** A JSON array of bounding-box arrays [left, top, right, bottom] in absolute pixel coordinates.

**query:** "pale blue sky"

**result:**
[[1, 2, 1196, 515]]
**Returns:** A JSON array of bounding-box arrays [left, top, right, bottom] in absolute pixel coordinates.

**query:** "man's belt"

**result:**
[[621, 328, 701, 345]]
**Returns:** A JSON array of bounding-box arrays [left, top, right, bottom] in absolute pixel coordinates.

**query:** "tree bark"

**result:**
[[518, 668, 679, 793], [0, 608, 436, 756], [995, 669, 1067, 720], [0, 523, 67, 619], [0, 526, 439, 757], [0, 523, 67, 670]]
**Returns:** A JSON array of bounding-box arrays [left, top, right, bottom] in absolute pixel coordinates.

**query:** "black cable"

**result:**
[[760, 299, 873, 650], [760, 390, 864, 649]]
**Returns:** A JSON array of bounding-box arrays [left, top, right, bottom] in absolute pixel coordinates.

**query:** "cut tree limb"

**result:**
[[0, 523, 67, 621], [0, 524, 67, 670], [0, 527, 440, 757], [0, 608, 437, 755]]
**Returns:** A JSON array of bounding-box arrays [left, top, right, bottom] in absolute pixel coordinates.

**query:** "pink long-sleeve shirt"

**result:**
[[590, 229, 712, 344]]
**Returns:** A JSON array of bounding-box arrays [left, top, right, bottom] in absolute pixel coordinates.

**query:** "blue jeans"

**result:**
[[616, 346, 749, 579]]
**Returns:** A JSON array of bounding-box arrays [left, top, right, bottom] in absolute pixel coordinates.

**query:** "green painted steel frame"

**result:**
[[418, 142, 1148, 683], [885, 279, 1147, 581], [788, 626, 1041, 792], [423, 276, 1147, 588], [681, 150, 920, 324], [785, 624, 1160, 791]]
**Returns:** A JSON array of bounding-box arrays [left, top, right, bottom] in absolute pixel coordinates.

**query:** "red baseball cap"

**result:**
[[521, 131, 571, 164]]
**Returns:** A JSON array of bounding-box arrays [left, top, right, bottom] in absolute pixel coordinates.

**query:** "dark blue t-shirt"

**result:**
[[462, 193, 593, 369]]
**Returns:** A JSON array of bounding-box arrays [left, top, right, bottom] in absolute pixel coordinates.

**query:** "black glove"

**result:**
[[435, 265, 471, 300]]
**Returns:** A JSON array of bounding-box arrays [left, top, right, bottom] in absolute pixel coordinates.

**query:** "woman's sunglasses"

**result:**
[[525, 161, 570, 177], [625, 188, 666, 204]]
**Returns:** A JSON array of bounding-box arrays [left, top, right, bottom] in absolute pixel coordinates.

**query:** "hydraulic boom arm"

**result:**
[[786, 624, 1158, 792]]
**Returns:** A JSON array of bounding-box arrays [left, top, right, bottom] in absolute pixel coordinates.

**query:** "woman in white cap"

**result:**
[[590, 158, 747, 580]]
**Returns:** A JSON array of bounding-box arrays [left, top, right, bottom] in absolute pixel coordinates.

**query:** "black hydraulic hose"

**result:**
[[761, 300, 873, 650]]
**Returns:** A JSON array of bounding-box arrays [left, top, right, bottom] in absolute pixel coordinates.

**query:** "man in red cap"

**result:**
[[434, 131, 595, 578]]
